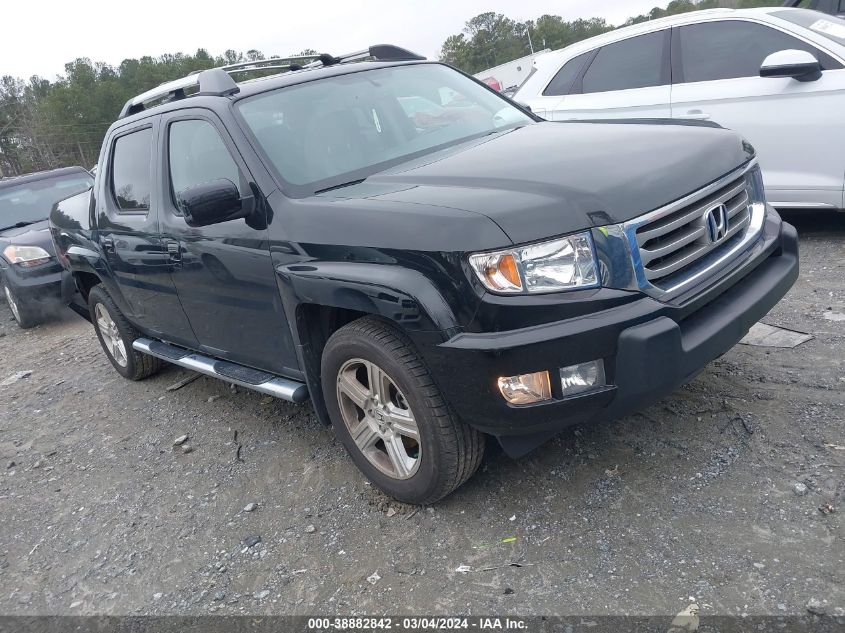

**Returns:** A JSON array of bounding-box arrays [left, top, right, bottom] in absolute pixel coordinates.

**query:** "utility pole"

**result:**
[[526, 27, 535, 54]]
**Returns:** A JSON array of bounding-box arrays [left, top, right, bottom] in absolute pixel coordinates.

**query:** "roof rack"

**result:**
[[118, 44, 425, 119]]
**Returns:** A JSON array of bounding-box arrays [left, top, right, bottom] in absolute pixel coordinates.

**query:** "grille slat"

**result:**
[[727, 191, 750, 218], [632, 174, 754, 291], [636, 206, 706, 246], [644, 243, 710, 280], [723, 209, 750, 239], [639, 225, 706, 266]]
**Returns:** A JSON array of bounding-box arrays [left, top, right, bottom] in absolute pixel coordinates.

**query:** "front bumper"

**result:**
[[419, 210, 798, 457], [0, 259, 65, 304]]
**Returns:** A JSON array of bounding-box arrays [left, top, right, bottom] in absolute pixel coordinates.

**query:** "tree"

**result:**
[[440, 12, 528, 73], [0, 46, 315, 176]]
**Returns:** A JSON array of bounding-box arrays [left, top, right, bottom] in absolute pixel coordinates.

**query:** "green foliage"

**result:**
[[0, 47, 310, 176], [441, 13, 615, 73]]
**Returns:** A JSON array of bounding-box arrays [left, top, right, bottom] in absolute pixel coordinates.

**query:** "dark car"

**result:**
[[1, 167, 93, 328], [50, 46, 798, 504]]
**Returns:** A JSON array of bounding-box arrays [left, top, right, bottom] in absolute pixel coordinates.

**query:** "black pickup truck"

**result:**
[[50, 45, 798, 504]]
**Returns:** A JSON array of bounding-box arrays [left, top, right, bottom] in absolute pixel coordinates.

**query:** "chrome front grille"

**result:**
[[620, 162, 766, 300], [637, 176, 751, 286]]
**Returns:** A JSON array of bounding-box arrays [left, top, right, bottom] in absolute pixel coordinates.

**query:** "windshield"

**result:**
[[0, 174, 93, 230], [236, 64, 533, 195], [774, 9, 845, 46]]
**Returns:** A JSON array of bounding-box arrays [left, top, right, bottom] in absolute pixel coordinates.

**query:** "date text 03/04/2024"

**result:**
[[307, 617, 527, 630]]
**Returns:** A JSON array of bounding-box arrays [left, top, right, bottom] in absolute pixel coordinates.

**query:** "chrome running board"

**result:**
[[132, 338, 309, 403]]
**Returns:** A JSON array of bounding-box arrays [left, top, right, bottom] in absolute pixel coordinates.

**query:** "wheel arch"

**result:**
[[73, 270, 102, 302], [282, 263, 463, 426], [64, 247, 133, 318]]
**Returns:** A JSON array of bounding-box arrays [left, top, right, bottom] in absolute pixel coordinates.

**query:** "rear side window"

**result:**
[[581, 31, 667, 94], [677, 20, 842, 84], [111, 128, 152, 211], [168, 119, 241, 203], [772, 10, 845, 46], [543, 52, 592, 96]]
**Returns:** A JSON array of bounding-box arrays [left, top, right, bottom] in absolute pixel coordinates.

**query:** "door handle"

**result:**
[[101, 237, 115, 253], [684, 110, 711, 120], [165, 241, 182, 262]]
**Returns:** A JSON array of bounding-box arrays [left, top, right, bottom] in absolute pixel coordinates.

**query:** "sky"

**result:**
[[1, 0, 669, 80]]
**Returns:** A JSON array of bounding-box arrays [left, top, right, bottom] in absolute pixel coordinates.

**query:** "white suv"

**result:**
[[514, 8, 845, 211]]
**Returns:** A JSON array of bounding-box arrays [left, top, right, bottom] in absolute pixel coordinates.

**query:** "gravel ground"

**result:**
[[0, 212, 842, 618]]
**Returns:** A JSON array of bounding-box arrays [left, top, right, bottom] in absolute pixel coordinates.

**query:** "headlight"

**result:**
[[3, 245, 52, 267], [468, 232, 598, 294], [748, 164, 766, 205]]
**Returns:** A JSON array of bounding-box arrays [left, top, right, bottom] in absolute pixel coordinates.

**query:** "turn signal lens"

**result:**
[[497, 371, 552, 406], [470, 252, 523, 292], [496, 253, 521, 288]]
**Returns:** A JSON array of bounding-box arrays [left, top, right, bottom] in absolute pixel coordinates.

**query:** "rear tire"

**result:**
[[3, 282, 41, 329], [321, 316, 484, 504], [88, 285, 163, 380]]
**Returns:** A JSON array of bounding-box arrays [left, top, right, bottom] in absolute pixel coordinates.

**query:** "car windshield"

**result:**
[[774, 9, 845, 46], [236, 63, 533, 196], [0, 174, 93, 230]]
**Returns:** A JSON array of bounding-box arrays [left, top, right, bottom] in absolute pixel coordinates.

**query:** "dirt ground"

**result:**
[[0, 212, 842, 618]]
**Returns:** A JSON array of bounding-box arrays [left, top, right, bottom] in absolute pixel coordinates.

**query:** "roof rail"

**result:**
[[117, 44, 425, 119], [118, 68, 238, 119]]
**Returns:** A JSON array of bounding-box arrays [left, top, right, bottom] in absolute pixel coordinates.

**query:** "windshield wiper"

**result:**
[[314, 179, 366, 195], [0, 220, 41, 231]]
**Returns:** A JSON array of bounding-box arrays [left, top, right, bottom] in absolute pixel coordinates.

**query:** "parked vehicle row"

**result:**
[[514, 7, 845, 212], [46, 45, 798, 503]]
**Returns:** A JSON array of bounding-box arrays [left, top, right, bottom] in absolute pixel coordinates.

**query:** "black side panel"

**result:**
[[96, 117, 199, 347], [157, 109, 299, 376]]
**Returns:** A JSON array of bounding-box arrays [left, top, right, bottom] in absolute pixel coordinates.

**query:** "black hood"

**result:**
[[323, 120, 754, 245], [0, 219, 56, 256]]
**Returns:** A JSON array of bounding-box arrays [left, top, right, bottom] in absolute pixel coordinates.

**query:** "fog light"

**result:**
[[559, 360, 605, 397], [497, 371, 551, 405]]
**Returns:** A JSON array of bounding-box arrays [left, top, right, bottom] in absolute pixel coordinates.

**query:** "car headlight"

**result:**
[[748, 164, 766, 205], [3, 245, 52, 267], [468, 232, 598, 294]]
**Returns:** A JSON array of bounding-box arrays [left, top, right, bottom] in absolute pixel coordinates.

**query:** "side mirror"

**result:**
[[760, 49, 822, 82], [177, 179, 247, 228]]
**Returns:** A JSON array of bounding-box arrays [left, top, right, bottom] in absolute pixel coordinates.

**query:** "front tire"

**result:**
[[88, 285, 163, 380], [3, 282, 41, 329], [321, 317, 484, 504]]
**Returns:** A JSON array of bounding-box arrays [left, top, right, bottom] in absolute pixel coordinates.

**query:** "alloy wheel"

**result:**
[[336, 358, 421, 480], [95, 303, 128, 367]]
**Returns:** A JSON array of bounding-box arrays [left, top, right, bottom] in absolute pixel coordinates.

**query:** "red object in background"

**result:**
[[481, 77, 502, 92]]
